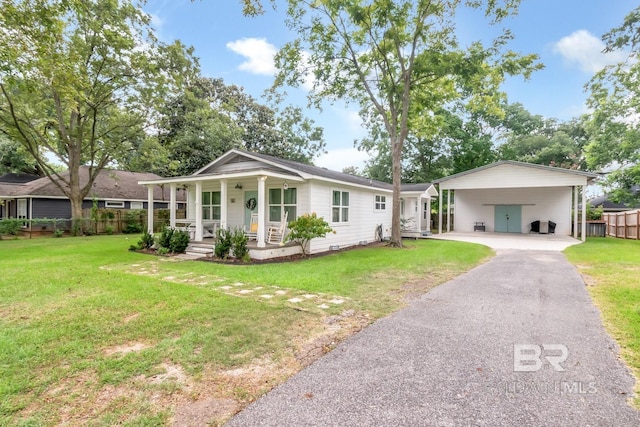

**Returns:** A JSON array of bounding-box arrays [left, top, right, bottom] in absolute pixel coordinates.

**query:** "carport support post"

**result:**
[[146, 185, 154, 234], [438, 188, 443, 234], [573, 186, 579, 239], [581, 185, 587, 241]]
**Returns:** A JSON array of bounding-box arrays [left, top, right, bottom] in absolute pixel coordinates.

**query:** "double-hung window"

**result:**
[[374, 195, 386, 211], [202, 191, 221, 220], [269, 188, 297, 221], [332, 190, 349, 222]]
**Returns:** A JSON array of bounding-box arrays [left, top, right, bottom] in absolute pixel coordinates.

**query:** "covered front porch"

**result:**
[[139, 169, 303, 249]]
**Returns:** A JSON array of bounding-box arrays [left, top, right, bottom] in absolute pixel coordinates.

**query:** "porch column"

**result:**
[[257, 176, 267, 248], [146, 185, 154, 234], [220, 179, 228, 230], [573, 186, 579, 239], [416, 197, 421, 232], [446, 190, 451, 232], [581, 185, 587, 242], [169, 183, 177, 229], [195, 181, 203, 241], [438, 188, 443, 234]]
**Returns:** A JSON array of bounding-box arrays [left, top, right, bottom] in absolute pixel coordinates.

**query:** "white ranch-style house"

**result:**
[[138, 149, 438, 259]]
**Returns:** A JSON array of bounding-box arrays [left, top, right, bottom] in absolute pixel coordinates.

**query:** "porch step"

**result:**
[[185, 243, 214, 258]]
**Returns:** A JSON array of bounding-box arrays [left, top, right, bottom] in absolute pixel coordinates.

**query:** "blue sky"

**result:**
[[144, 0, 638, 171]]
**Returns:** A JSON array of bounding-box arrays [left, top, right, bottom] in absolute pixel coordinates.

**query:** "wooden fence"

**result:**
[[602, 210, 640, 239]]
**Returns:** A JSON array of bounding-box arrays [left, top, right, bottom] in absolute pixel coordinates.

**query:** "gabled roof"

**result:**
[[143, 149, 436, 195], [0, 167, 184, 201], [589, 186, 640, 211], [434, 160, 598, 184]]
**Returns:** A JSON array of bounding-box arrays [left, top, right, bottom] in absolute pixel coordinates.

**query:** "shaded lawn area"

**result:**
[[565, 237, 640, 407], [0, 235, 491, 426]]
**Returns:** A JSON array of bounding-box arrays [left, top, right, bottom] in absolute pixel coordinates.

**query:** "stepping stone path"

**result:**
[[104, 260, 351, 313]]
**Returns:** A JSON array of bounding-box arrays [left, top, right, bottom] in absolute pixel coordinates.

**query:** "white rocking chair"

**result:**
[[246, 213, 259, 240], [267, 211, 288, 244]]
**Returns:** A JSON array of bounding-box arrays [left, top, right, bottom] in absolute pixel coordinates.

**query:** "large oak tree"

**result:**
[[0, 0, 194, 231]]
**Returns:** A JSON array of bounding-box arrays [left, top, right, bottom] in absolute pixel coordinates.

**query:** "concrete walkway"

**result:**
[[428, 232, 582, 251], [228, 251, 639, 426]]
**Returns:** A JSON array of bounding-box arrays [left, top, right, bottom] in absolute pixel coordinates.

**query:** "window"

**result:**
[[374, 195, 386, 211], [332, 190, 349, 222], [269, 187, 297, 221], [202, 191, 221, 220], [105, 200, 125, 208], [130, 201, 143, 210]]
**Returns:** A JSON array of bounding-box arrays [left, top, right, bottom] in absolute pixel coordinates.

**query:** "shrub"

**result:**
[[157, 246, 170, 255], [53, 229, 64, 238], [0, 219, 21, 238], [230, 227, 249, 260], [105, 226, 114, 235], [157, 227, 175, 249], [137, 229, 155, 249], [286, 213, 333, 256], [214, 228, 232, 259], [169, 229, 190, 253], [123, 210, 144, 234]]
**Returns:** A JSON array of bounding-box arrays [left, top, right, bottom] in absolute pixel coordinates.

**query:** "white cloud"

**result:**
[[315, 147, 371, 172], [226, 38, 277, 76], [552, 29, 627, 73]]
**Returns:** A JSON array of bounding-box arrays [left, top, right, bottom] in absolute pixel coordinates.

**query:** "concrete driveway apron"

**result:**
[[228, 250, 639, 426]]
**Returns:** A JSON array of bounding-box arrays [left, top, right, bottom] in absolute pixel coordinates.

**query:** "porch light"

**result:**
[[235, 183, 243, 189]]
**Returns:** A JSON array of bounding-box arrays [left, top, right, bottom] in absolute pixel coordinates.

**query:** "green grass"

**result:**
[[0, 235, 491, 425], [565, 237, 640, 406]]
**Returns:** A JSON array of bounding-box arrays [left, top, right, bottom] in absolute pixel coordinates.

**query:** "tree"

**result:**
[[123, 76, 326, 176], [585, 5, 640, 204], [0, 135, 42, 176], [497, 104, 588, 170], [271, 0, 540, 247], [0, 0, 194, 231]]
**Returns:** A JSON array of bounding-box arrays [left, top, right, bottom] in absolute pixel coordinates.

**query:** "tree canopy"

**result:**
[[0, 0, 195, 230], [585, 5, 640, 204], [270, 0, 541, 245]]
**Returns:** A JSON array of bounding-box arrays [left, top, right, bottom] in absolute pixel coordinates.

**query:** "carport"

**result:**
[[435, 161, 598, 241]]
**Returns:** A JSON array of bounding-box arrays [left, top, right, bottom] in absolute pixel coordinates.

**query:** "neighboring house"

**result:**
[[0, 173, 40, 219], [138, 149, 438, 258], [588, 186, 640, 212], [434, 161, 598, 241], [0, 167, 186, 226]]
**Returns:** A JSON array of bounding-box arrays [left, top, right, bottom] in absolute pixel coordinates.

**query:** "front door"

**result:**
[[495, 205, 521, 233], [244, 191, 258, 228]]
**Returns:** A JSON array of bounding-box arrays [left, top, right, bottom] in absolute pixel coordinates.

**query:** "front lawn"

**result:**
[[0, 235, 491, 426], [565, 237, 640, 406]]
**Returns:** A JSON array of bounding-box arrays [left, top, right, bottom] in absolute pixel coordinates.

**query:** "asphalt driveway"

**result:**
[[228, 250, 639, 426]]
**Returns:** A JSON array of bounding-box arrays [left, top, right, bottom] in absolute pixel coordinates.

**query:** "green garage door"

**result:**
[[495, 205, 522, 233]]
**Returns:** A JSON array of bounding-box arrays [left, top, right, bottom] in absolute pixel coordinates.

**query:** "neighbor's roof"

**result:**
[[0, 167, 185, 201], [434, 160, 598, 184]]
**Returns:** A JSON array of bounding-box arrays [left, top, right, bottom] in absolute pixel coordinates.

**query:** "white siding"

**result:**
[[454, 187, 572, 235], [440, 163, 589, 189], [307, 180, 393, 254]]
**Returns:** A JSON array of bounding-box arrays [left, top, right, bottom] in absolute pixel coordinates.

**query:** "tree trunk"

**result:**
[[69, 188, 85, 236], [389, 136, 403, 247]]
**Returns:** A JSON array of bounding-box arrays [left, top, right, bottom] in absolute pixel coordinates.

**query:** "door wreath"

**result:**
[[245, 197, 257, 210]]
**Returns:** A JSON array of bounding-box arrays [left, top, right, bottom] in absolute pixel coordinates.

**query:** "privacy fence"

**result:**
[[0, 208, 186, 239], [602, 210, 640, 240]]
